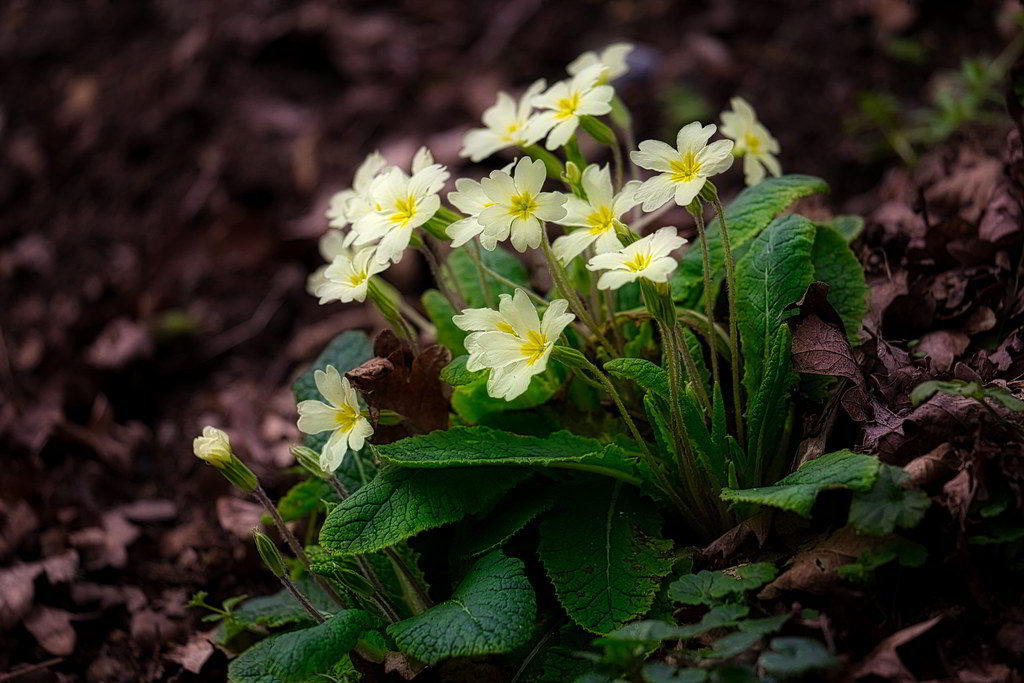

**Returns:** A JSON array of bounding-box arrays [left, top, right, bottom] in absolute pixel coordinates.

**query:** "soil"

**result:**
[[1, 1, 1022, 681]]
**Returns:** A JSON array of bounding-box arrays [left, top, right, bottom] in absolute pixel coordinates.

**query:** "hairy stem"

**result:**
[[692, 208, 722, 402], [712, 195, 745, 449]]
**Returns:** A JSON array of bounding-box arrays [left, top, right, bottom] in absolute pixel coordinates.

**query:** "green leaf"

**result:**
[[319, 466, 531, 555], [848, 465, 930, 535], [422, 289, 467, 356], [603, 357, 670, 399], [679, 388, 727, 486], [375, 426, 630, 471], [642, 663, 708, 683], [736, 214, 816, 401], [672, 175, 829, 304], [277, 479, 332, 523], [600, 605, 749, 645], [440, 355, 486, 386], [758, 637, 837, 678], [704, 631, 763, 660], [667, 563, 777, 606], [681, 328, 710, 394], [386, 551, 536, 665], [515, 625, 594, 683], [742, 325, 796, 487], [462, 486, 558, 557], [720, 450, 880, 517], [292, 331, 373, 403], [225, 575, 336, 638], [442, 246, 529, 308], [911, 379, 1024, 411], [452, 366, 562, 423], [836, 537, 928, 581], [821, 215, 865, 243], [811, 224, 868, 342], [227, 609, 379, 683], [538, 480, 675, 634]]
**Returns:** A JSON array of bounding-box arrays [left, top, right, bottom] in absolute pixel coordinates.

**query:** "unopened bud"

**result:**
[[367, 278, 400, 322], [290, 445, 330, 480], [252, 529, 286, 578], [550, 345, 590, 370], [579, 115, 617, 147], [613, 220, 639, 245], [193, 426, 259, 492], [564, 161, 582, 186]]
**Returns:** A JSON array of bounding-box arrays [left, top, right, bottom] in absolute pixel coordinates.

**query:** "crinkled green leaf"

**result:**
[[422, 289, 467, 356], [277, 479, 332, 523], [375, 427, 636, 482], [603, 357, 670, 399], [462, 486, 557, 558], [758, 637, 838, 677], [227, 609, 379, 683], [515, 625, 593, 683], [721, 450, 880, 517], [679, 387, 727, 486], [736, 214, 816, 402], [440, 355, 486, 386], [668, 563, 777, 606], [682, 328, 710, 394], [704, 631, 764, 660], [672, 175, 829, 304], [600, 605, 749, 645], [811, 224, 868, 342], [452, 366, 563, 423], [538, 480, 675, 634], [292, 330, 373, 403], [386, 551, 536, 665], [319, 466, 531, 555], [849, 465, 930, 535], [442, 246, 529, 308], [223, 575, 336, 640], [823, 215, 865, 243], [742, 325, 796, 488]]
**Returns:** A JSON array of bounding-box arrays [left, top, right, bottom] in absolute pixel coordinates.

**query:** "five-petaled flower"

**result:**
[[475, 158, 566, 252], [350, 160, 450, 265], [531, 64, 614, 150], [326, 151, 387, 234], [461, 80, 547, 162], [631, 122, 734, 211], [315, 247, 388, 304], [567, 43, 634, 84], [587, 226, 687, 290], [719, 97, 782, 187], [552, 164, 639, 264], [296, 365, 374, 472], [453, 289, 575, 401]]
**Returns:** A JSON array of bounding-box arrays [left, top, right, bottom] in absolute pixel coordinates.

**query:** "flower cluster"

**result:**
[[295, 42, 784, 470]]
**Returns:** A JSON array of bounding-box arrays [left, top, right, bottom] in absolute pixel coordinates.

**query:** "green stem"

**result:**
[[279, 575, 325, 624], [673, 321, 711, 414], [711, 195, 745, 449], [540, 227, 617, 358], [467, 240, 496, 308], [476, 261, 548, 307], [690, 207, 722, 400]]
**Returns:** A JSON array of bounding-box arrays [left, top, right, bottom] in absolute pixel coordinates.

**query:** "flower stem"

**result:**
[[252, 486, 348, 609], [476, 261, 548, 307], [711, 195, 745, 449], [279, 575, 325, 623], [691, 207, 722, 402], [467, 239, 496, 308], [540, 227, 617, 358]]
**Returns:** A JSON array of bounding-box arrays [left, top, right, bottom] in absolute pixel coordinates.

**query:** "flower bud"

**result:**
[[193, 426, 259, 492], [252, 529, 287, 578], [367, 278, 400, 322], [613, 220, 639, 246], [564, 161, 582, 186], [579, 115, 617, 147], [290, 445, 330, 480], [550, 345, 590, 370]]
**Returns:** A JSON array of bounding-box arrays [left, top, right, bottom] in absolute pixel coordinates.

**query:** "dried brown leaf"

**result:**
[[24, 606, 77, 656], [851, 615, 942, 680]]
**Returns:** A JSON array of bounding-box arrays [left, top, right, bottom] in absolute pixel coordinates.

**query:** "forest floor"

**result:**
[[1, 1, 1022, 681]]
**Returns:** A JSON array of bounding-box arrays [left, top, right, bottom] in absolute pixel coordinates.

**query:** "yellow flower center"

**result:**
[[586, 206, 616, 235], [347, 270, 368, 288], [496, 322, 517, 335], [744, 132, 761, 154], [669, 152, 701, 183], [502, 122, 522, 142], [554, 91, 581, 120], [624, 251, 653, 272], [334, 404, 360, 433], [508, 192, 538, 221], [520, 330, 549, 366], [390, 195, 418, 227]]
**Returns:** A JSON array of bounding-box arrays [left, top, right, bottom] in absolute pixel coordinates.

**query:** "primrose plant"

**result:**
[[193, 42, 876, 682]]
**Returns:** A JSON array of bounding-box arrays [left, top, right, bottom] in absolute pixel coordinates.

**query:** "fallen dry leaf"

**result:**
[[917, 329, 970, 373], [166, 631, 216, 674], [904, 443, 956, 489], [118, 498, 178, 524], [0, 498, 40, 557], [851, 615, 942, 680], [215, 496, 263, 538], [70, 510, 140, 570], [24, 606, 77, 656], [0, 563, 42, 629], [759, 526, 886, 599]]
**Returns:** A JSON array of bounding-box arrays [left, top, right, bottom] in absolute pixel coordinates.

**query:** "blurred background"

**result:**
[[0, 0, 1019, 679]]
